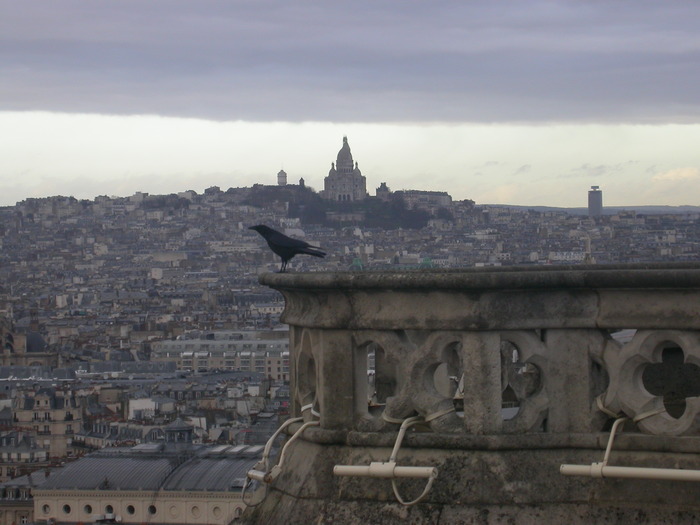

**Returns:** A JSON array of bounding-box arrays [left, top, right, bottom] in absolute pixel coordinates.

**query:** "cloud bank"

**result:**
[[3, 1, 700, 123]]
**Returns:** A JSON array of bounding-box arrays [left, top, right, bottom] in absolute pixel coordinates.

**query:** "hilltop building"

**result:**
[[395, 189, 452, 213], [322, 137, 367, 202], [376, 182, 392, 201]]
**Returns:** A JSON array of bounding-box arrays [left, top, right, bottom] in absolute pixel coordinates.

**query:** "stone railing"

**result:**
[[247, 263, 700, 524], [262, 263, 700, 438]]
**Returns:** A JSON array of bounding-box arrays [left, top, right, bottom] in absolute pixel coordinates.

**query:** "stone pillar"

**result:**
[[316, 329, 355, 430], [544, 329, 606, 433], [461, 331, 502, 434]]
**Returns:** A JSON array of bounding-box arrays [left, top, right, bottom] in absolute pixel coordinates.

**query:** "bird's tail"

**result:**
[[302, 247, 326, 258]]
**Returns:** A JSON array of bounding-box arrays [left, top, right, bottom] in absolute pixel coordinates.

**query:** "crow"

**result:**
[[249, 225, 326, 272]]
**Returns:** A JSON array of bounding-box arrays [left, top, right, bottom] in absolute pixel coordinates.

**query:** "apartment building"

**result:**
[[151, 331, 290, 381], [12, 388, 83, 458]]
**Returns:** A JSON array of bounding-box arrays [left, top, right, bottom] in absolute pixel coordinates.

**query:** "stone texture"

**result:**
[[246, 265, 700, 524], [242, 438, 700, 524]]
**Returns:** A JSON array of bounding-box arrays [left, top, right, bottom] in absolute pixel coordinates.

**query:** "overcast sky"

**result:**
[[2, 1, 700, 207]]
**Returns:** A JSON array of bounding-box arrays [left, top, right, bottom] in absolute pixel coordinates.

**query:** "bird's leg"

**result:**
[[279, 260, 286, 273]]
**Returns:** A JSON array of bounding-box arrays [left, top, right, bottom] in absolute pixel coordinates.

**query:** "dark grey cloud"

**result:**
[[2, 1, 700, 123]]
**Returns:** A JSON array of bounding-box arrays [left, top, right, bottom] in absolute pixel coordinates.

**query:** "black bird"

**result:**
[[249, 225, 326, 272]]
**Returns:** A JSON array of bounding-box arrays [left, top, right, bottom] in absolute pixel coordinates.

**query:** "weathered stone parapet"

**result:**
[[262, 263, 700, 438], [263, 263, 700, 330], [245, 264, 700, 524]]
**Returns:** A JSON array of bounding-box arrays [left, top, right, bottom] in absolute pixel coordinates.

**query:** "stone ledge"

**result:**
[[260, 264, 700, 330], [297, 426, 700, 454], [260, 262, 700, 291]]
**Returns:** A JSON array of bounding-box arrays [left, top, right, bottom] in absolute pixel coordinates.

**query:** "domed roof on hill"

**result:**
[[336, 136, 354, 167]]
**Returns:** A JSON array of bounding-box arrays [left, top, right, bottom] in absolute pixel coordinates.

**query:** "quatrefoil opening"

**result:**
[[642, 343, 700, 420], [607, 330, 700, 435]]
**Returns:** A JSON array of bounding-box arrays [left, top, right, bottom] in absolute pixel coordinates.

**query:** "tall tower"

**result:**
[[277, 169, 287, 186], [588, 186, 603, 217]]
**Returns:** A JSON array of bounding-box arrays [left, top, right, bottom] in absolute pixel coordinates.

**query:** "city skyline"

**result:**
[[2, 1, 700, 207]]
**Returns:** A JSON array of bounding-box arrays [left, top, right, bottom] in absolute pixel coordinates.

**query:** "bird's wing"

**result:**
[[267, 231, 315, 249], [299, 246, 326, 258]]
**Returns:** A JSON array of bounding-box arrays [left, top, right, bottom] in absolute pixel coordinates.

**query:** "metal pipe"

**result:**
[[333, 415, 439, 506], [246, 417, 303, 483], [246, 415, 317, 485], [561, 463, 700, 482], [245, 469, 269, 483], [259, 417, 303, 468], [389, 416, 423, 462], [560, 416, 700, 483], [242, 414, 319, 506], [276, 420, 319, 473], [334, 462, 438, 479], [602, 417, 627, 466]]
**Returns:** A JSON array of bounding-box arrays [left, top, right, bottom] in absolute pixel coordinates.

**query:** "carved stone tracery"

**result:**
[[602, 329, 700, 435], [272, 265, 700, 438]]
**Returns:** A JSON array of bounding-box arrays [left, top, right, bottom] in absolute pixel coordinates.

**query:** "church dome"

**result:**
[[336, 137, 354, 168]]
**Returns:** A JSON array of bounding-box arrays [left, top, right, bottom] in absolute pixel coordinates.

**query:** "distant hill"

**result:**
[[480, 204, 700, 216]]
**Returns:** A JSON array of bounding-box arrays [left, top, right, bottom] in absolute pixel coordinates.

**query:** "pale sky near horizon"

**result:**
[[2, 1, 700, 208]]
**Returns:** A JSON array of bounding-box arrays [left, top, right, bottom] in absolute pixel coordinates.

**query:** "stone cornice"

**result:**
[[261, 263, 700, 330]]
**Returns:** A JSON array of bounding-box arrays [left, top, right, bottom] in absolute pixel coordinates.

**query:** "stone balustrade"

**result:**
[[245, 263, 700, 524], [263, 263, 700, 437]]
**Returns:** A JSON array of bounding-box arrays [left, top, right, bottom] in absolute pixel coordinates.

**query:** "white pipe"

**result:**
[[242, 414, 318, 506], [258, 417, 304, 469], [245, 412, 317, 486], [389, 416, 423, 462], [333, 416, 439, 506], [334, 462, 438, 479], [560, 416, 700, 483], [560, 463, 700, 482], [246, 469, 269, 483], [601, 417, 627, 466], [275, 420, 319, 476]]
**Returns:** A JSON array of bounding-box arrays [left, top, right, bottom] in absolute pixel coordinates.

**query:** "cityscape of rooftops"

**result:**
[[2, 2, 700, 523]]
